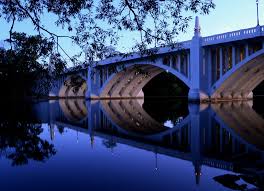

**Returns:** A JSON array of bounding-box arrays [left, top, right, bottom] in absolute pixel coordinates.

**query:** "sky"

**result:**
[[0, 0, 263, 64]]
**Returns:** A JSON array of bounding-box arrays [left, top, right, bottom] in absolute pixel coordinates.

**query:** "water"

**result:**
[[0, 98, 263, 191]]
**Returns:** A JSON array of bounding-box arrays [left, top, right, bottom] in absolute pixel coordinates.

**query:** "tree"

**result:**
[[0, 32, 66, 97], [0, 0, 215, 62]]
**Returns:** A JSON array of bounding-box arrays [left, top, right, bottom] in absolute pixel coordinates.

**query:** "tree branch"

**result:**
[[9, 13, 15, 50], [123, 0, 164, 43], [14, 0, 75, 41]]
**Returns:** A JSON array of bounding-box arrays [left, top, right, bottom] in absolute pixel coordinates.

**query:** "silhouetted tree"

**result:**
[[0, 32, 66, 97]]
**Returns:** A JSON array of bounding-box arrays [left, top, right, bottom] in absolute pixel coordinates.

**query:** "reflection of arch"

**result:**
[[211, 102, 264, 150], [100, 99, 167, 135], [147, 115, 190, 139], [100, 99, 190, 138], [211, 49, 264, 99], [59, 99, 87, 122], [99, 63, 190, 98], [58, 75, 87, 97]]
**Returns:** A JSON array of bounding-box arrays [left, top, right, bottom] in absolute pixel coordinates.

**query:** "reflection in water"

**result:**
[[212, 102, 264, 150], [0, 123, 56, 166], [143, 98, 188, 125], [48, 99, 264, 189], [59, 99, 87, 122], [213, 174, 263, 191], [100, 99, 170, 135], [213, 174, 247, 190], [1, 99, 264, 190], [0, 102, 56, 166]]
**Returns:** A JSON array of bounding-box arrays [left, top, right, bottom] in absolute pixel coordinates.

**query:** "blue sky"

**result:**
[[0, 0, 263, 63]]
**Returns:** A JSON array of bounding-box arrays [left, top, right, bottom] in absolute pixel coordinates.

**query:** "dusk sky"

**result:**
[[1, 2, 264, 190], [0, 0, 263, 63]]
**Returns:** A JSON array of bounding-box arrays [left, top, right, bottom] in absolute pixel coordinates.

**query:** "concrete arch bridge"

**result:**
[[50, 17, 264, 101]]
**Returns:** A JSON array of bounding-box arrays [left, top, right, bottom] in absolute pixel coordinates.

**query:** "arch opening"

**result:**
[[58, 75, 87, 98], [211, 51, 264, 99], [99, 64, 190, 99], [252, 80, 264, 117], [253, 80, 264, 96], [143, 72, 189, 98]]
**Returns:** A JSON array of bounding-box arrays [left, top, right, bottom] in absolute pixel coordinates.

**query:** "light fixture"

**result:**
[[256, 0, 260, 26]]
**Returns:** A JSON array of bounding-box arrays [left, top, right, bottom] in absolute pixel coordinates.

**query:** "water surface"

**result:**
[[0, 99, 263, 191]]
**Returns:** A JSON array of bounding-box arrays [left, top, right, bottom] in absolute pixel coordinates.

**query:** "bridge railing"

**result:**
[[97, 40, 191, 66], [202, 26, 264, 46]]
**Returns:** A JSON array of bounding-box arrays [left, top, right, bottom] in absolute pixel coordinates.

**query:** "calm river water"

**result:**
[[0, 98, 263, 191]]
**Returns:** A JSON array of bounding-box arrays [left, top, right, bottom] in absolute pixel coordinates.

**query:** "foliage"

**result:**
[[0, 0, 215, 61], [0, 32, 66, 97], [64, 74, 86, 93], [0, 0, 215, 97]]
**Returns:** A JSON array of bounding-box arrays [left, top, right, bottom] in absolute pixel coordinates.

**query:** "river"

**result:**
[[0, 98, 263, 191]]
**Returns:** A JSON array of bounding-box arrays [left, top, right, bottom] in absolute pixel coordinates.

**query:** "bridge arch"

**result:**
[[58, 74, 87, 97], [211, 49, 264, 99], [99, 62, 190, 98]]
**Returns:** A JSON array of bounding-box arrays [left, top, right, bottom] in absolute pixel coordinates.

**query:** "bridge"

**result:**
[[49, 16, 264, 101]]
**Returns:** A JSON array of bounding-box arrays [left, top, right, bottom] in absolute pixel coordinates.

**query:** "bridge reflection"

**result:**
[[45, 99, 264, 187]]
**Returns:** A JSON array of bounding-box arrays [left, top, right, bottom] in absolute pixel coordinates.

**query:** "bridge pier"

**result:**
[[86, 66, 100, 99], [188, 17, 210, 102], [188, 89, 210, 102]]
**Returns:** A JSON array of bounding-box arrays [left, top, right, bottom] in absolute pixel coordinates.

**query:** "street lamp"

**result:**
[[257, 0, 260, 26]]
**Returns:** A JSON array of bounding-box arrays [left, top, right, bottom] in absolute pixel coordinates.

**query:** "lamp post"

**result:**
[[257, 0, 260, 26]]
